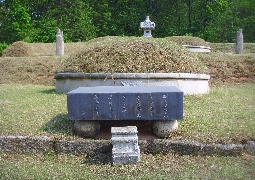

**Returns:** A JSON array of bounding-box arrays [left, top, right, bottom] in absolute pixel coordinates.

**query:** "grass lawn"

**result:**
[[0, 84, 255, 179], [1, 153, 255, 179], [0, 83, 255, 143]]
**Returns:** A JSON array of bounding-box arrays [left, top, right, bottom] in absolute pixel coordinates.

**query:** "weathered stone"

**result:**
[[56, 28, 64, 55], [0, 136, 53, 154], [67, 86, 183, 121], [74, 120, 100, 138], [54, 72, 210, 95], [152, 120, 178, 138], [200, 144, 244, 156], [140, 16, 155, 37], [54, 139, 111, 155], [0, 136, 251, 156], [245, 141, 255, 155], [111, 126, 140, 165], [235, 29, 243, 54]]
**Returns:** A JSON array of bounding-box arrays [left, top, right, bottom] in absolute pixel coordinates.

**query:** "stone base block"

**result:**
[[111, 126, 140, 165], [152, 120, 178, 138], [74, 120, 100, 138], [112, 153, 140, 165]]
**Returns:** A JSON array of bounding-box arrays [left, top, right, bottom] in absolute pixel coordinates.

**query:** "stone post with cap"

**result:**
[[56, 28, 64, 55]]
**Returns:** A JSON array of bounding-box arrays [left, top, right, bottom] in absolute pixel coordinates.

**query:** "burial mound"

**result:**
[[62, 36, 208, 74]]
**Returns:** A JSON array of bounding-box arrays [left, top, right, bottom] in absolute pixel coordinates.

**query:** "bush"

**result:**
[[0, 43, 9, 57]]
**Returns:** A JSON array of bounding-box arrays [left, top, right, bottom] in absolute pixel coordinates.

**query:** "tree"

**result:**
[[200, 0, 238, 42], [24, 0, 96, 42], [0, 0, 31, 43]]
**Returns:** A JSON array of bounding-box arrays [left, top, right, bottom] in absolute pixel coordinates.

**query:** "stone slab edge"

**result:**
[[0, 136, 254, 156], [54, 73, 210, 80]]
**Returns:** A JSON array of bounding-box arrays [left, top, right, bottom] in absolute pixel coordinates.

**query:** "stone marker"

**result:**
[[111, 126, 140, 165], [56, 28, 64, 55], [67, 86, 183, 137], [235, 29, 243, 54], [140, 16, 155, 37]]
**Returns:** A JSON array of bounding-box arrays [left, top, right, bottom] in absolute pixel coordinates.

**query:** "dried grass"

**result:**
[[2, 41, 31, 57], [166, 36, 210, 46], [63, 36, 208, 74]]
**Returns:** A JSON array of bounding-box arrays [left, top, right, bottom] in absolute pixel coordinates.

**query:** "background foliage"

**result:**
[[0, 0, 254, 45]]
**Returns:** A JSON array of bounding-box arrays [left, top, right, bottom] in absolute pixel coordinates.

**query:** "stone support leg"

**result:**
[[74, 120, 100, 138], [152, 120, 178, 138]]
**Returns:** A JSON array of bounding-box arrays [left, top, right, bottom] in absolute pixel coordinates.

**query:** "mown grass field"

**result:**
[[1, 152, 255, 180], [1, 83, 254, 143]]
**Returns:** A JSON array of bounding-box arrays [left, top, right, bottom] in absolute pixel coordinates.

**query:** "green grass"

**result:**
[[1, 153, 255, 179], [0, 84, 72, 138], [180, 83, 255, 143], [1, 84, 255, 179], [0, 83, 255, 143]]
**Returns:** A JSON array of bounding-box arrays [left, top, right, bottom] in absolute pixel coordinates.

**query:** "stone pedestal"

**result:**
[[152, 120, 178, 138], [111, 126, 140, 165]]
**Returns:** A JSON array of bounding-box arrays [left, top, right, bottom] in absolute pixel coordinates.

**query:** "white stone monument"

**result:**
[[56, 28, 64, 55], [111, 126, 140, 165], [140, 16, 155, 37]]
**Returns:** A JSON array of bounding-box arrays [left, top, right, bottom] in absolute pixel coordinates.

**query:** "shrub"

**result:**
[[0, 43, 9, 57]]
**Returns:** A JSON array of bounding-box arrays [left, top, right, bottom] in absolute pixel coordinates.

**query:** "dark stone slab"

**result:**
[[67, 86, 183, 121]]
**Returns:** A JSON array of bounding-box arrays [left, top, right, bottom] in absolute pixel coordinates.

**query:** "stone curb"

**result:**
[[0, 136, 254, 156]]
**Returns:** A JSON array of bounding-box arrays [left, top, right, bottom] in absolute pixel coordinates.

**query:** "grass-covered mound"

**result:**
[[166, 36, 210, 46], [62, 36, 208, 74], [2, 41, 87, 57], [3, 41, 31, 57]]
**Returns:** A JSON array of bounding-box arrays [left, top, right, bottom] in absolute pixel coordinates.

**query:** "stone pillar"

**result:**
[[56, 28, 64, 55], [111, 126, 140, 165], [235, 29, 243, 54]]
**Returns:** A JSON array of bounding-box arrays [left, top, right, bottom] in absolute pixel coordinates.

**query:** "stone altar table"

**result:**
[[67, 86, 183, 137]]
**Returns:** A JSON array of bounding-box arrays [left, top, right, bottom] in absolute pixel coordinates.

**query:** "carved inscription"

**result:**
[[136, 94, 142, 119], [94, 94, 99, 116], [108, 94, 113, 119], [163, 94, 168, 120], [150, 94, 154, 119], [122, 95, 127, 112]]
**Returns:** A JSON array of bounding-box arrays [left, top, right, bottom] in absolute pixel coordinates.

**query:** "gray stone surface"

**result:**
[[0, 136, 53, 154], [67, 86, 183, 121], [182, 45, 211, 52], [140, 16, 155, 37], [54, 73, 210, 94], [54, 139, 111, 155], [56, 28, 64, 55], [0, 136, 254, 157], [111, 126, 140, 165], [152, 120, 178, 138], [235, 29, 243, 54], [245, 141, 255, 155], [74, 120, 100, 138]]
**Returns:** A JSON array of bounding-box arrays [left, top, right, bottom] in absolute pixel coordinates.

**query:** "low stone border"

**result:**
[[54, 73, 210, 95], [1, 136, 254, 156]]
